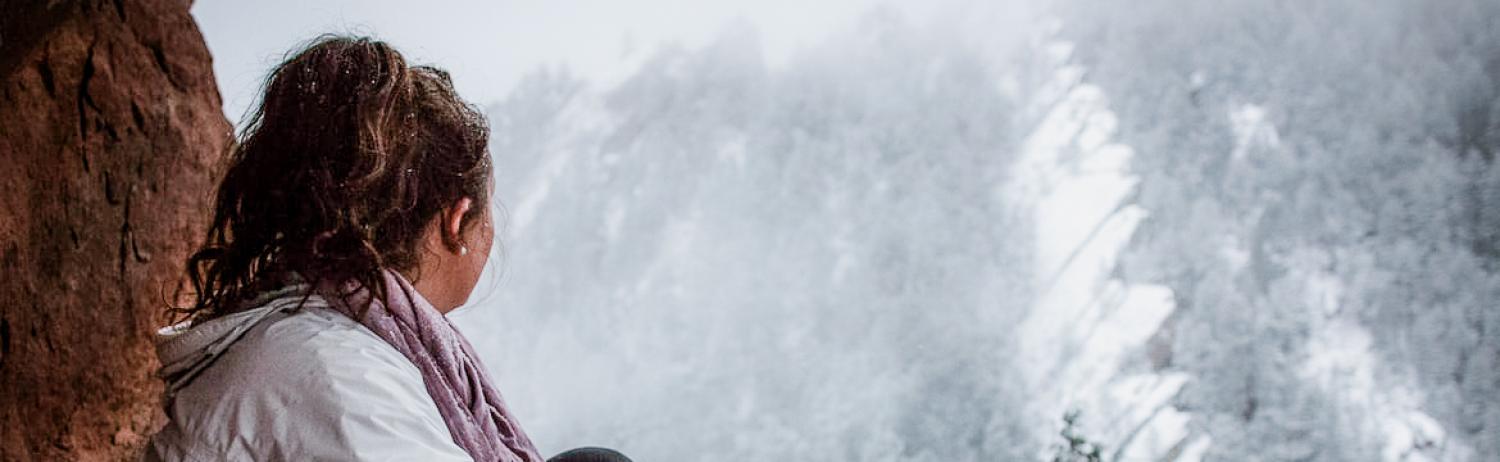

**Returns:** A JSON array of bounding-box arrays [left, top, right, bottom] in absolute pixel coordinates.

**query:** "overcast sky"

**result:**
[[191, 0, 943, 127]]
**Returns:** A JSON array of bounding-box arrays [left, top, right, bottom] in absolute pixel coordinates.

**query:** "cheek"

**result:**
[[467, 218, 494, 277], [476, 216, 495, 262], [479, 218, 496, 258]]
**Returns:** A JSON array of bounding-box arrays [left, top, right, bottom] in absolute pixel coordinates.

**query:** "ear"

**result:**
[[444, 197, 474, 252]]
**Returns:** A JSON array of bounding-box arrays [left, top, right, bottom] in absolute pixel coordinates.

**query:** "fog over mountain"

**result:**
[[217, 1, 1497, 460]]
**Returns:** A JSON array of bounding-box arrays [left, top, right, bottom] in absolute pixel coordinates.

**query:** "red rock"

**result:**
[[0, 1, 230, 459]]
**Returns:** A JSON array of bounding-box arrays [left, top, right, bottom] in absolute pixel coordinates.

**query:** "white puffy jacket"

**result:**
[[145, 286, 473, 461]]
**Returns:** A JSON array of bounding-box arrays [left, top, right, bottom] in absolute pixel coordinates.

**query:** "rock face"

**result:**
[[0, 1, 229, 459]]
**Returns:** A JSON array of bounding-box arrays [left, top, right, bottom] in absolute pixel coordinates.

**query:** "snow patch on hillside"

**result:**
[[1008, 30, 1196, 460]]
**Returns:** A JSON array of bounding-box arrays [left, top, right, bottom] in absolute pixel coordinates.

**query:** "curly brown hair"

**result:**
[[177, 35, 491, 323]]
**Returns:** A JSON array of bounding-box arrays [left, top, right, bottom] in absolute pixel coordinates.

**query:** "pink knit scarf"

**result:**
[[316, 269, 542, 462]]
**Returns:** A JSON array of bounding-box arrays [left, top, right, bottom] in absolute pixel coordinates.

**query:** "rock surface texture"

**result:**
[[0, 1, 228, 459]]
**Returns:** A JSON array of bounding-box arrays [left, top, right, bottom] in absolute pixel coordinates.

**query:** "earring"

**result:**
[[459, 245, 469, 256]]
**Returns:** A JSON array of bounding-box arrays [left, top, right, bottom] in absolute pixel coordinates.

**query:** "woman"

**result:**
[[146, 36, 629, 462]]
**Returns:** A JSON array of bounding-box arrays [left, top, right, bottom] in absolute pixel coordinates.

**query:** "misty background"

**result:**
[[193, 1, 1500, 460]]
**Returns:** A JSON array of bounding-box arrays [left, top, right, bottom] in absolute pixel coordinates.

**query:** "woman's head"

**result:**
[[181, 35, 493, 321]]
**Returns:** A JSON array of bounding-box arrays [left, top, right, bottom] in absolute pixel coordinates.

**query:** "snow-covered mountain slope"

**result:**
[[1007, 32, 1199, 460], [1007, 24, 1469, 460], [451, 5, 1492, 460]]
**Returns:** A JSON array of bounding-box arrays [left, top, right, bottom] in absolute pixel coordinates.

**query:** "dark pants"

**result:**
[[547, 447, 633, 462]]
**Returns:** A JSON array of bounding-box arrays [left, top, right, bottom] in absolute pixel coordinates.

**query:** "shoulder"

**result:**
[[151, 302, 471, 461]]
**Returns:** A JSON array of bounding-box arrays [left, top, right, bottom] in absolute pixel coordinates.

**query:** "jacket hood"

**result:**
[[156, 284, 323, 396]]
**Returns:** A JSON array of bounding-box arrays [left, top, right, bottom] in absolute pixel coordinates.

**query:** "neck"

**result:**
[[402, 268, 459, 314]]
